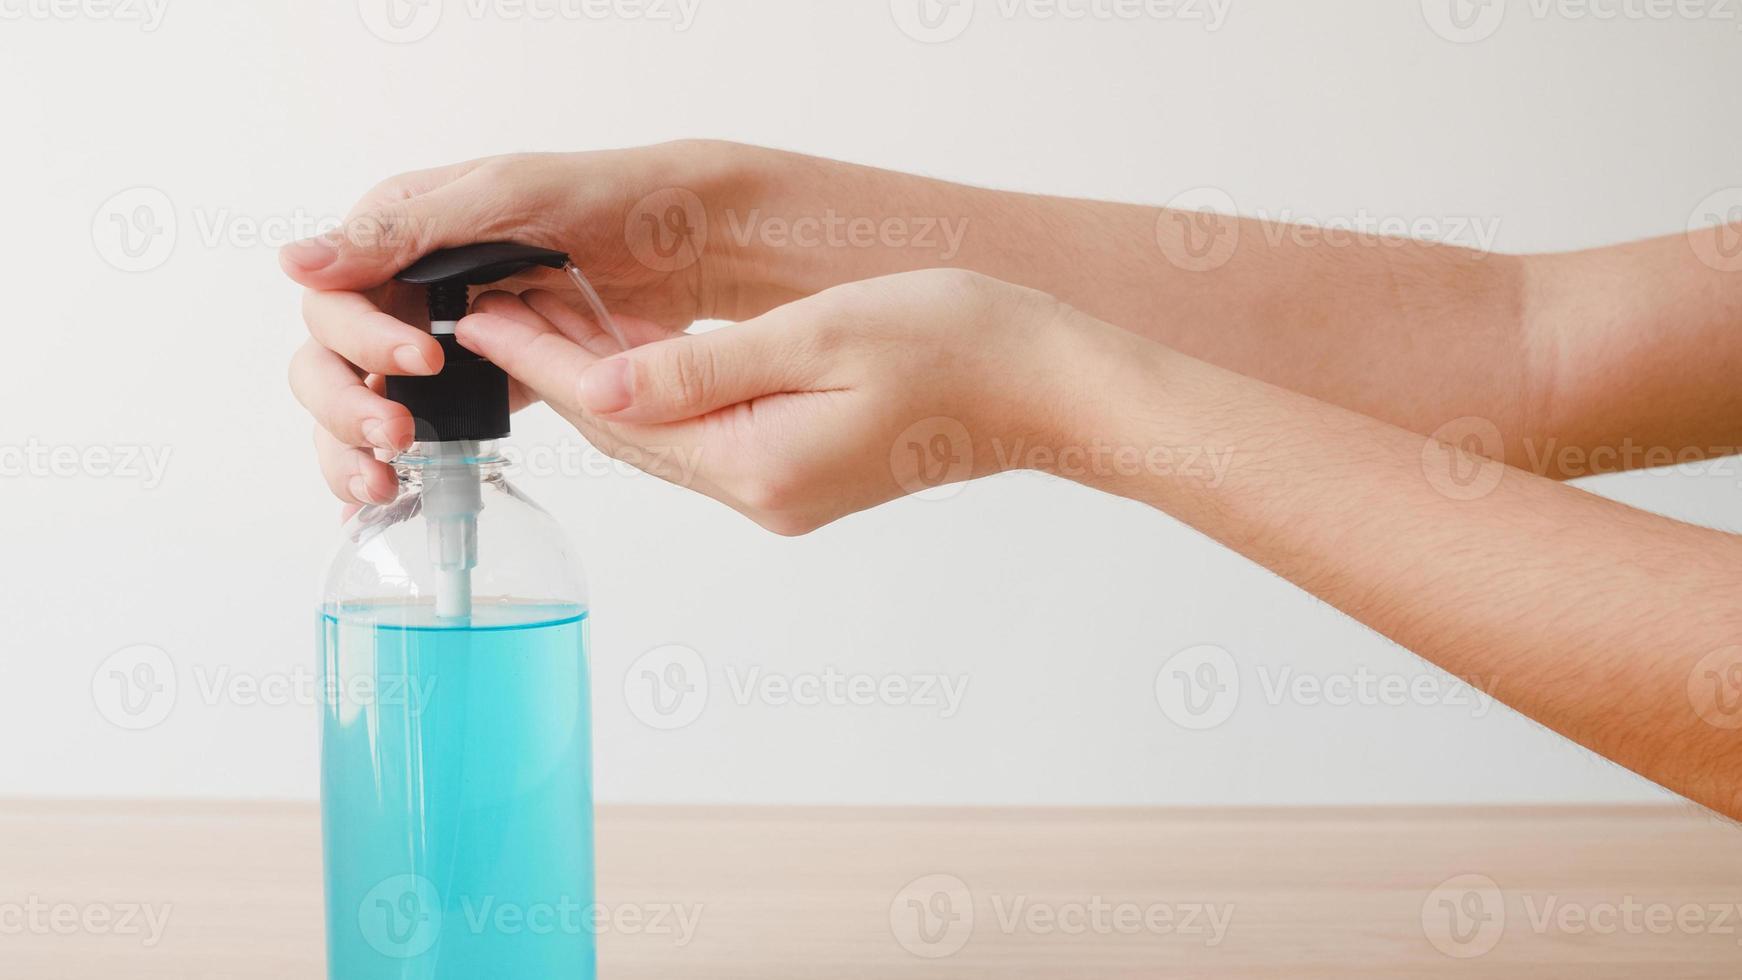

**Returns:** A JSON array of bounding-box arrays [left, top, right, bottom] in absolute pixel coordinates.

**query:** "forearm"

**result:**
[[708, 143, 1742, 475], [1044, 308, 1742, 818], [711, 142, 1535, 448]]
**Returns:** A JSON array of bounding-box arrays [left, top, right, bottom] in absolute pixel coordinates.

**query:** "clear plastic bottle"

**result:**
[[319, 441, 593, 979], [316, 244, 597, 979]]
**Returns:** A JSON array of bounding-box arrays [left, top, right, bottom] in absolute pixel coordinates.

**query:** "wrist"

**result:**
[[656, 138, 766, 208], [1014, 302, 1208, 496], [975, 292, 1146, 482], [666, 140, 814, 320], [619, 140, 778, 321], [677, 144, 968, 319]]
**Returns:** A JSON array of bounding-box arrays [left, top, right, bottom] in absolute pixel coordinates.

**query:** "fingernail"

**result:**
[[578, 358, 633, 413], [347, 476, 374, 503], [282, 235, 339, 271], [361, 419, 395, 453], [394, 345, 434, 375]]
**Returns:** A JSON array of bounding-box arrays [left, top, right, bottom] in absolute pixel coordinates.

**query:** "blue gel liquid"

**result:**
[[319, 601, 594, 979]]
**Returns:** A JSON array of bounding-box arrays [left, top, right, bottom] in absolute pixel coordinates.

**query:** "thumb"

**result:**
[[576, 320, 815, 424], [279, 179, 523, 291]]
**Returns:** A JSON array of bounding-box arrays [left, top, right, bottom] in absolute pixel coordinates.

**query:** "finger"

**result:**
[[316, 426, 399, 504], [459, 293, 714, 488], [520, 288, 627, 357], [279, 170, 531, 291], [572, 319, 817, 424], [344, 160, 487, 222], [303, 289, 444, 377], [454, 298, 602, 415], [508, 377, 540, 413], [290, 340, 417, 453], [521, 288, 679, 357]]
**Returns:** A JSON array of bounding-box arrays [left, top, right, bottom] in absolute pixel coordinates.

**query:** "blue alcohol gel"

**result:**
[[319, 601, 594, 979]]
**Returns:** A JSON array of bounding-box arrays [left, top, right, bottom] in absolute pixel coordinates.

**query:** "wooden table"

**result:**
[[1, 802, 1737, 977]]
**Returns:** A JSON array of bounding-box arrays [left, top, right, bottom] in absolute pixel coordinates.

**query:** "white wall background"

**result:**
[[3, 0, 1739, 805]]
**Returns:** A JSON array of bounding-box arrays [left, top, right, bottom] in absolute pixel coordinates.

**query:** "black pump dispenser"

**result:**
[[387, 242, 570, 442]]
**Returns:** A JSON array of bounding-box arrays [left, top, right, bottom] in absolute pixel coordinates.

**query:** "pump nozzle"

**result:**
[[389, 242, 572, 621]]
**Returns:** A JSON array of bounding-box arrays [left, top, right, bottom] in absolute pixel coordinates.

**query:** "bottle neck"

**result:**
[[392, 440, 507, 478]]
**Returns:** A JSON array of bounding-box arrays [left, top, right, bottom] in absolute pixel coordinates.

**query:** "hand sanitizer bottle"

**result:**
[[318, 243, 595, 979]]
